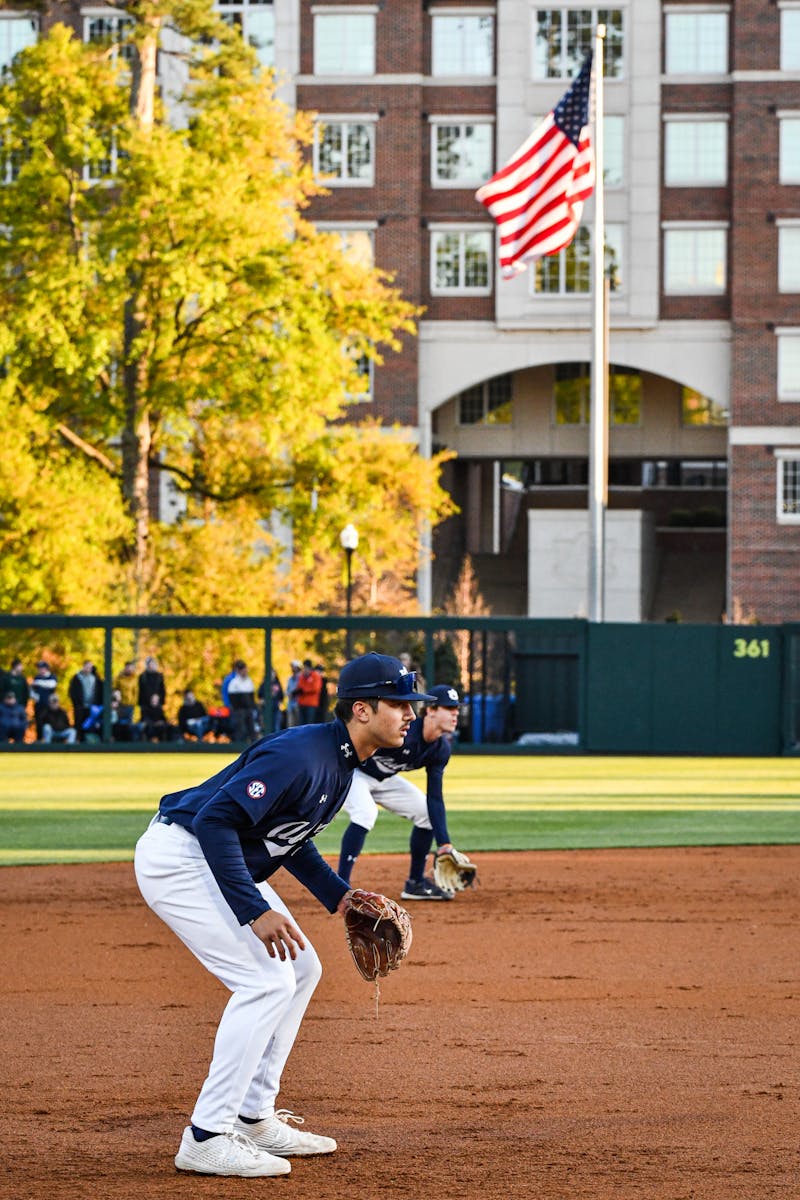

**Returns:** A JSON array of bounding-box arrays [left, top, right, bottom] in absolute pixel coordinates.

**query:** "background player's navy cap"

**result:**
[[337, 653, 437, 702], [425, 684, 461, 707]]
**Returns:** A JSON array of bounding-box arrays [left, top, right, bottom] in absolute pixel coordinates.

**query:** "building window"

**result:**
[[431, 120, 493, 187], [84, 135, 123, 184], [554, 363, 642, 426], [313, 10, 376, 76], [534, 8, 624, 80], [777, 330, 800, 401], [534, 225, 623, 295], [319, 226, 375, 268], [431, 11, 494, 77], [0, 141, 29, 184], [458, 374, 512, 425], [681, 386, 728, 426], [314, 119, 375, 186], [217, 0, 274, 68], [777, 453, 800, 522], [779, 115, 800, 183], [604, 115, 624, 187], [663, 226, 727, 294], [781, 6, 800, 71], [345, 349, 373, 402], [664, 9, 728, 75], [0, 14, 37, 74], [663, 118, 728, 186], [84, 11, 136, 67], [430, 228, 493, 294], [778, 223, 800, 292]]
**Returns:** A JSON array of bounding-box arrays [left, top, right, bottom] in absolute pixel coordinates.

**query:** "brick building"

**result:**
[[3, 0, 799, 621]]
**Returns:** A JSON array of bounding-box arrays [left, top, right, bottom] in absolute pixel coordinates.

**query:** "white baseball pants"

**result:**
[[134, 818, 321, 1132], [342, 768, 430, 831]]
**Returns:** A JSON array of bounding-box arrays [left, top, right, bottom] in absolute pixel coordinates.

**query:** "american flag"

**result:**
[[476, 53, 595, 279]]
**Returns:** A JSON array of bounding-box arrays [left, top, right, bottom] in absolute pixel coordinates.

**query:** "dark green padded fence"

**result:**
[[0, 614, 797, 756]]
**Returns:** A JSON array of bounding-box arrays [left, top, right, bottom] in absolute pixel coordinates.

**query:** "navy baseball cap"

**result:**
[[337, 653, 437, 702], [426, 684, 461, 707]]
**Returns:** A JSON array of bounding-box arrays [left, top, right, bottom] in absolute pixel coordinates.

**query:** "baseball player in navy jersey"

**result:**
[[337, 683, 466, 901], [134, 653, 434, 1179]]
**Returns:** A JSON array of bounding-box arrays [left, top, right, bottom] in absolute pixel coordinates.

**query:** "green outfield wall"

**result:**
[[0, 615, 798, 756]]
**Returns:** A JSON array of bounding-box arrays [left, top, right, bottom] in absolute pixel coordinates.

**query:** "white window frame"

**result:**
[[662, 113, 729, 187], [344, 348, 374, 402], [312, 6, 377, 77], [778, 112, 800, 184], [0, 12, 37, 74], [429, 225, 494, 296], [456, 374, 513, 426], [663, 5, 730, 77], [314, 221, 377, 268], [313, 115, 377, 187], [532, 224, 624, 296], [780, 2, 800, 72], [662, 223, 728, 295], [776, 328, 800, 401], [430, 7, 495, 78], [775, 448, 800, 524], [429, 116, 494, 188], [604, 114, 624, 188], [83, 8, 135, 66], [215, 0, 275, 68], [532, 7, 625, 81], [777, 220, 800, 293]]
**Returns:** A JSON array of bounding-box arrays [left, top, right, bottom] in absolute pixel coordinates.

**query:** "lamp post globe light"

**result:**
[[339, 524, 359, 658]]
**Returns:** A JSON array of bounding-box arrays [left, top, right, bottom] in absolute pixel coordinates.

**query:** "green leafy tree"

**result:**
[[0, 13, 421, 613]]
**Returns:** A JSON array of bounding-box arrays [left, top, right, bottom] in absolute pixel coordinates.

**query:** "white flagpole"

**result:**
[[588, 24, 608, 623]]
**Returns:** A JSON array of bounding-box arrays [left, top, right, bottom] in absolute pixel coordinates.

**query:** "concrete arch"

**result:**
[[418, 320, 732, 417]]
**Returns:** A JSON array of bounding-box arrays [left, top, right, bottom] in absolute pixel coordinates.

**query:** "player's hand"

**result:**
[[250, 910, 306, 960]]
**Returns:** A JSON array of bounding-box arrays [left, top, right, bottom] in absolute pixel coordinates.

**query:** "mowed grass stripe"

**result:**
[[0, 753, 798, 865]]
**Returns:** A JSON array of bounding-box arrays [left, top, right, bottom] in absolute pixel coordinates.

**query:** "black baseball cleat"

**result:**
[[400, 877, 453, 901]]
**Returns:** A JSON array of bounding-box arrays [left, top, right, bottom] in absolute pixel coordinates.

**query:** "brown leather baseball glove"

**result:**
[[343, 889, 413, 982]]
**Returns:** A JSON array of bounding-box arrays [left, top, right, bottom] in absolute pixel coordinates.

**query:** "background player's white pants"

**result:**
[[134, 819, 321, 1133], [342, 768, 430, 831]]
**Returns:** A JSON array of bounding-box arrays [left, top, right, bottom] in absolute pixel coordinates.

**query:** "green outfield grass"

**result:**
[[0, 752, 798, 866]]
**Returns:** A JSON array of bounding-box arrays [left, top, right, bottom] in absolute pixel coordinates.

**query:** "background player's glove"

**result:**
[[434, 846, 478, 895], [343, 889, 413, 982]]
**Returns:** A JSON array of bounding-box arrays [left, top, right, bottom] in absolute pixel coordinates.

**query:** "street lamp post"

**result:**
[[339, 523, 359, 659]]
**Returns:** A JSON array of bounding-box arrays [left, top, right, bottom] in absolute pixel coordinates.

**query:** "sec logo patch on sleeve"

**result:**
[[246, 779, 267, 800]]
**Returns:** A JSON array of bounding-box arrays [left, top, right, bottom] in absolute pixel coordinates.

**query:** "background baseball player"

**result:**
[[134, 652, 434, 1178], [337, 684, 476, 901]]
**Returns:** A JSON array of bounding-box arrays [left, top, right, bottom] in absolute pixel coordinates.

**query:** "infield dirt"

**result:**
[[2, 846, 798, 1200]]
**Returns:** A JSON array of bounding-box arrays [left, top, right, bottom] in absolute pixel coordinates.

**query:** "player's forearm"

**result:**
[[192, 809, 271, 926]]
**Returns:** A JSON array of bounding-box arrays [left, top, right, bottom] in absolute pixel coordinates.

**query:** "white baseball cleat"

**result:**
[[234, 1109, 338, 1156], [174, 1127, 291, 1176]]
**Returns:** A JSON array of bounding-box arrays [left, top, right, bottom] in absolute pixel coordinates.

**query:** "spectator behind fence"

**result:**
[[0, 689, 28, 743], [79, 690, 141, 743], [115, 660, 138, 709], [41, 694, 76, 745], [68, 661, 103, 743], [285, 660, 301, 727], [315, 661, 330, 723], [142, 693, 177, 743], [295, 658, 322, 724], [30, 660, 58, 739], [257, 668, 284, 731], [1, 659, 30, 709], [112, 689, 141, 742], [138, 656, 165, 720], [228, 660, 258, 742], [177, 689, 210, 741]]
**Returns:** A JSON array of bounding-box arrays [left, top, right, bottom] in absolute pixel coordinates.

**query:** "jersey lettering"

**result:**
[[261, 820, 313, 858]]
